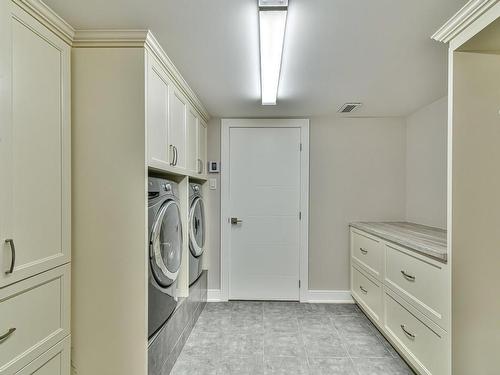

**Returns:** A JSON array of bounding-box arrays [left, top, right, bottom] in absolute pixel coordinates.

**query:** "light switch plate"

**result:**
[[209, 178, 217, 190]]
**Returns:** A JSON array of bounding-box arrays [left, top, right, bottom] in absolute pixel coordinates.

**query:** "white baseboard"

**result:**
[[207, 289, 224, 302], [306, 290, 354, 304]]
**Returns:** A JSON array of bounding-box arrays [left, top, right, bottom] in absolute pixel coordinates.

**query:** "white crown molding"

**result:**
[[13, 0, 75, 45], [73, 29, 210, 122], [432, 0, 498, 43]]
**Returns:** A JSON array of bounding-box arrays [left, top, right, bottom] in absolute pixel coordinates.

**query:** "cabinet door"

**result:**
[[0, 264, 70, 374], [169, 88, 187, 170], [186, 108, 198, 174], [15, 336, 70, 375], [197, 119, 207, 175], [147, 55, 171, 169], [0, 4, 71, 287]]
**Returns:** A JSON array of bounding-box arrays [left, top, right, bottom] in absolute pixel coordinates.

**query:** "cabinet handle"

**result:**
[[169, 145, 175, 166], [174, 146, 178, 166], [360, 247, 368, 255], [0, 327, 16, 342], [401, 270, 416, 281], [5, 239, 15, 274], [359, 286, 368, 294], [197, 159, 203, 174], [400, 324, 416, 340]]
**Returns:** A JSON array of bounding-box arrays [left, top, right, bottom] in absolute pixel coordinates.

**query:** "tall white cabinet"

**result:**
[[0, 0, 73, 373], [433, 1, 500, 374], [71, 30, 210, 375]]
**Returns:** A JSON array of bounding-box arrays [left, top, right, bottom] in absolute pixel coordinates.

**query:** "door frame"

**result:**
[[220, 119, 309, 302]]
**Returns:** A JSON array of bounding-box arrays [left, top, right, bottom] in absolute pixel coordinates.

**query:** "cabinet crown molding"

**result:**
[[432, 0, 498, 43], [13, 0, 75, 45], [73, 29, 211, 122]]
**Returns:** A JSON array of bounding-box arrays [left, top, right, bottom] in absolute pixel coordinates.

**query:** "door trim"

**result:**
[[220, 119, 309, 302]]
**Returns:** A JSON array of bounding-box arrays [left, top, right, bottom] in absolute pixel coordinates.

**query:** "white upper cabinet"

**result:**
[[169, 88, 187, 171], [147, 56, 171, 169], [197, 119, 207, 175], [0, 2, 71, 287], [186, 108, 199, 174]]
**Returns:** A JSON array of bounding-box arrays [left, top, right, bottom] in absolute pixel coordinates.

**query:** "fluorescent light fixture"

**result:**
[[259, 1, 288, 105]]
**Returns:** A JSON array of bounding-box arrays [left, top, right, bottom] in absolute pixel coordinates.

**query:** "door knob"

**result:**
[[230, 217, 243, 225]]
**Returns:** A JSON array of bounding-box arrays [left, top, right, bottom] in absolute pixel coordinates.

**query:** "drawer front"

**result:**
[[385, 244, 448, 327], [351, 266, 382, 322], [351, 230, 383, 279], [384, 291, 448, 375], [0, 265, 70, 374], [15, 336, 70, 375]]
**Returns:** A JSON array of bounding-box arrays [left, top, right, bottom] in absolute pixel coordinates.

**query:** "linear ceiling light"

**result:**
[[259, 0, 288, 105]]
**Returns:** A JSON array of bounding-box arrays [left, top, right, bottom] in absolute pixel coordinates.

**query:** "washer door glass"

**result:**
[[150, 199, 182, 288], [189, 197, 205, 257]]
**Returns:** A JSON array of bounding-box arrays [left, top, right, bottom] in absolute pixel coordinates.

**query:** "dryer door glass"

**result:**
[[189, 197, 205, 257], [150, 199, 183, 287]]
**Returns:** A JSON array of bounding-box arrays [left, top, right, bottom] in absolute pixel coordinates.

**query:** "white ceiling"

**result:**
[[44, 0, 467, 118]]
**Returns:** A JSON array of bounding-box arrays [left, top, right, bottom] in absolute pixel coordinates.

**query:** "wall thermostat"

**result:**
[[208, 161, 220, 173]]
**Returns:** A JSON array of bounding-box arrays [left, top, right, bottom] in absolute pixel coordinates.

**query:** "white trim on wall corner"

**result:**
[[306, 290, 354, 304], [207, 289, 225, 302]]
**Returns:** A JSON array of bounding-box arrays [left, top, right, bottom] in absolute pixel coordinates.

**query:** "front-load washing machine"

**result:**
[[148, 177, 183, 339], [188, 183, 205, 286]]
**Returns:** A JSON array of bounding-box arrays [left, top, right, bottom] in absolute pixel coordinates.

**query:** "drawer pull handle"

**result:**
[[401, 270, 416, 281], [400, 324, 416, 340], [360, 247, 368, 254], [5, 239, 16, 274], [359, 286, 368, 294], [0, 328, 16, 342]]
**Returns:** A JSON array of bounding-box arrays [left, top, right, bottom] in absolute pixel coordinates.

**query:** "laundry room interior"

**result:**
[[1, 0, 500, 374]]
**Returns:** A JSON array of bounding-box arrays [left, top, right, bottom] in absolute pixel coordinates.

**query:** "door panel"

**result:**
[[147, 57, 170, 168], [186, 109, 198, 173], [169, 90, 187, 170], [229, 127, 301, 300], [197, 120, 207, 174], [1, 5, 70, 286]]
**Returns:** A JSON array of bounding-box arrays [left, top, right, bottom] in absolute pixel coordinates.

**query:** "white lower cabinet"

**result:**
[[350, 227, 450, 375], [15, 337, 70, 375], [0, 264, 70, 374], [351, 265, 382, 323], [384, 289, 449, 375]]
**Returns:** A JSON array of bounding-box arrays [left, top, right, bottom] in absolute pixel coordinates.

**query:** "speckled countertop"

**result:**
[[349, 222, 448, 263]]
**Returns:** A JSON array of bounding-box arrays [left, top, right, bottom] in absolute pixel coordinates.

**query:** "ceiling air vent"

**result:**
[[338, 103, 362, 113]]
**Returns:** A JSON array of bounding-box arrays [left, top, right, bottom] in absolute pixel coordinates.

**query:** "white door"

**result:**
[[228, 126, 302, 300], [147, 55, 170, 169], [197, 120, 207, 175], [168, 89, 187, 170], [0, 4, 71, 287], [186, 108, 198, 174]]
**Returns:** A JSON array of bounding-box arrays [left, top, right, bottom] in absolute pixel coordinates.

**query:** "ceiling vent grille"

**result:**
[[338, 103, 362, 113]]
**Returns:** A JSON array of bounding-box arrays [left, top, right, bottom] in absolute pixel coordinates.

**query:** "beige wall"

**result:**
[[405, 97, 448, 229], [206, 116, 407, 291]]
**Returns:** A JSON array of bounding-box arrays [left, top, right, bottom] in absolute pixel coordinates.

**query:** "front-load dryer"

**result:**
[[188, 183, 205, 286], [148, 177, 183, 339]]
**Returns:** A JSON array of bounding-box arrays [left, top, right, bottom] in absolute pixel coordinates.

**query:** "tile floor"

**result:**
[[171, 302, 415, 375]]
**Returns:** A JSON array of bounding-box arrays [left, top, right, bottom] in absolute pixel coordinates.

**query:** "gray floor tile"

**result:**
[[264, 356, 309, 375], [353, 357, 414, 375], [264, 332, 307, 357], [221, 333, 264, 356], [302, 330, 347, 358], [170, 355, 218, 375], [343, 334, 392, 358], [308, 357, 358, 375], [298, 314, 336, 333], [218, 355, 264, 375], [324, 304, 362, 316], [182, 331, 223, 359], [170, 302, 416, 375]]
